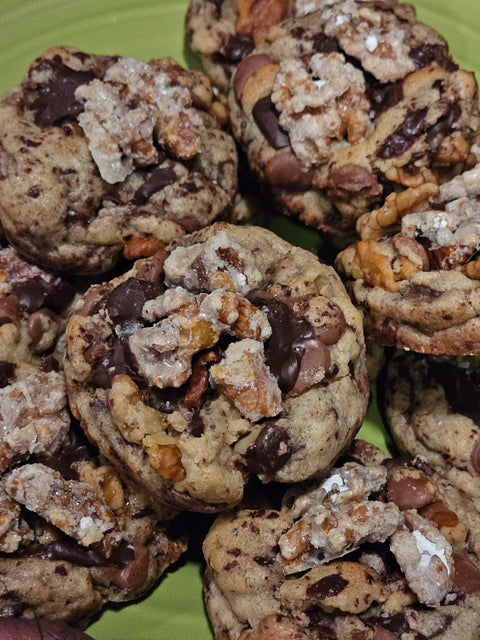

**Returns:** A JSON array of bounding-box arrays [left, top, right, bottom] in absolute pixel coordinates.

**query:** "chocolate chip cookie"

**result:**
[[336, 156, 480, 355], [384, 348, 480, 501], [0, 357, 186, 626], [64, 222, 369, 512], [0, 246, 76, 363], [0, 46, 238, 274], [203, 439, 480, 639], [227, 1, 479, 242]]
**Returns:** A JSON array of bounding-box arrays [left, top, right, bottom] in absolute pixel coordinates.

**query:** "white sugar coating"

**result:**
[[365, 34, 378, 52], [320, 472, 349, 495], [412, 529, 451, 573]]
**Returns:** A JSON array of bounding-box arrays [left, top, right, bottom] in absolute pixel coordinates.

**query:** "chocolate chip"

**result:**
[[428, 360, 480, 427], [377, 108, 428, 159], [249, 292, 314, 393], [265, 152, 314, 189], [132, 165, 177, 205], [0, 361, 15, 388], [252, 96, 290, 149], [306, 574, 348, 600], [0, 618, 94, 640], [312, 33, 339, 54], [386, 474, 436, 511], [245, 423, 293, 479], [233, 54, 274, 100], [426, 102, 461, 147], [0, 295, 21, 327], [327, 163, 382, 198], [224, 34, 254, 63], [366, 80, 404, 117], [31, 58, 96, 127], [106, 277, 162, 323], [187, 411, 205, 437], [87, 335, 142, 389], [453, 553, 480, 594], [410, 44, 458, 72], [10, 276, 75, 314]]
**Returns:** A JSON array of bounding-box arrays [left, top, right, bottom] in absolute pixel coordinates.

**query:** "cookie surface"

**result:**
[[227, 0, 479, 241], [0, 246, 76, 363], [64, 222, 369, 512], [336, 157, 480, 354], [385, 349, 480, 500], [0, 46, 238, 274], [0, 357, 185, 626], [203, 439, 480, 639]]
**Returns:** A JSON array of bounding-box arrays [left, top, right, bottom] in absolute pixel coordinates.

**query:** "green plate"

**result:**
[[1, 1, 479, 638]]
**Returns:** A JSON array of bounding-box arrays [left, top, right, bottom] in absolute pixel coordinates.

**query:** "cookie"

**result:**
[[0, 246, 76, 363], [0, 618, 93, 639], [0, 46, 238, 275], [336, 156, 480, 355], [227, 1, 479, 242], [185, 0, 294, 91], [0, 357, 186, 626], [384, 348, 480, 501], [64, 222, 369, 512], [203, 439, 480, 640]]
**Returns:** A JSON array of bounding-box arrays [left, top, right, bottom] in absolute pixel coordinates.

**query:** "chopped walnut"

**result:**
[[284, 462, 388, 518], [77, 461, 125, 512], [0, 487, 33, 553], [236, 0, 290, 44], [129, 313, 221, 388], [390, 510, 454, 606], [210, 339, 282, 422], [76, 57, 203, 183], [199, 290, 271, 341], [108, 375, 185, 482], [5, 463, 115, 546], [0, 370, 70, 473], [323, 0, 415, 82], [279, 500, 401, 573], [271, 53, 372, 165], [164, 229, 264, 294]]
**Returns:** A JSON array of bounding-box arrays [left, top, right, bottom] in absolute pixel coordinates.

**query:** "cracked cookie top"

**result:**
[[64, 222, 369, 512], [0, 46, 238, 275], [203, 439, 480, 640], [0, 357, 185, 626], [226, 1, 479, 242]]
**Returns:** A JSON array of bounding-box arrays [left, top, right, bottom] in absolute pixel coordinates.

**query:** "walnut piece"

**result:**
[[5, 463, 115, 546]]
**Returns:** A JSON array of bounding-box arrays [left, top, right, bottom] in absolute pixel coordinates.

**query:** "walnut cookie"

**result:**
[[0, 46, 238, 275], [384, 349, 480, 502], [227, 0, 479, 243], [64, 222, 369, 512], [336, 153, 480, 355], [0, 357, 185, 627], [203, 439, 480, 640]]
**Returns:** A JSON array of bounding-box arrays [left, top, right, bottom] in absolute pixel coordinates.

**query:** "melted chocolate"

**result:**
[[312, 33, 339, 54], [306, 574, 348, 600], [132, 165, 177, 205], [11, 276, 75, 314], [187, 411, 205, 437], [410, 44, 458, 72], [31, 58, 96, 126], [252, 97, 290, 150], [249, 292, 314, 393], [377, 108, 428, 159], [23, 540, 135, 568], [106, 277, 162, 323], [87, 335, 143, 389], [0, 361, 15, 388], [429, 360, 480, 426], [426, 102, 461, 146], [244, 423, 293, 478], [224, 34, 254, 62], [366, 80, 404, 117]]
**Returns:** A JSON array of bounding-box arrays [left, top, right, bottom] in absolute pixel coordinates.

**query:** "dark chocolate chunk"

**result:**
[[245, 422, 293, 478], [426, 102, 461, 147], [224, 34, 254, 63], [366, 80, 404, 117], [312, 33, 339, 54], [252, 96, 290, 150], [306, 574, 348, 600], [233, 54, 274, 100], [87, 335, 143, 389], [0, 361, 15, 388], [453, 553, 480, 594], [106, 277, 162, 323], [429, 359, 480, 426], [0, 618, 94, 640], [249, 292, 314, 393], [11, 276, 75, 314], [132, 165, 177, 205], [377, 108, 428, 159], [410, 44, 458, 72], [31, 58, 96, 127]]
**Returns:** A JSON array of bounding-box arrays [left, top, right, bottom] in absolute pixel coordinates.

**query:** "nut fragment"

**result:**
[[210, 339, 282, 421], [4, 463, 115, 546]]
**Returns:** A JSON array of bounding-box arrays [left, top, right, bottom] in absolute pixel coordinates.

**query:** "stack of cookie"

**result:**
[[0, 0, 479, 637], [185, 0, 480, 638]]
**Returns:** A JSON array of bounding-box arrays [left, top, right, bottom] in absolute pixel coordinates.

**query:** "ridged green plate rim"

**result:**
[[0, 1, 479, 638]]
